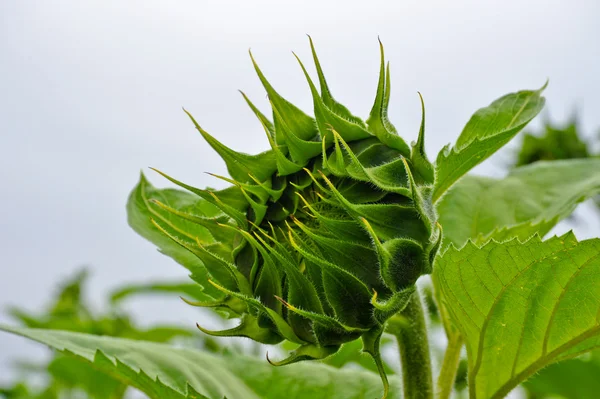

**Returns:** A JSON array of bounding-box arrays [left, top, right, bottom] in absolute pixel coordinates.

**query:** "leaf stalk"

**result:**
[[436, 332, 463, 399]]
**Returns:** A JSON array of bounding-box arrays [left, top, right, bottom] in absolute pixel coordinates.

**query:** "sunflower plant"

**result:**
[[2, 38, 600, 399]]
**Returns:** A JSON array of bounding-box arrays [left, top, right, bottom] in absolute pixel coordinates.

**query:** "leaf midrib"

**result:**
[[492, 324, 600, 399], [541, 250, 600, 355], [506, 90, 534, 130], [467, 244, 600, 398], [433, 129, 515, 204], [469, 241, 574, 387]]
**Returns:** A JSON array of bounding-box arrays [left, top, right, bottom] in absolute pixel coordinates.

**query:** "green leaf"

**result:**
[[432, 84, 546, 203], [0, 326, 402, 399], [184, 109, 277, 183], [109, 281, 212, 304], [48, 268, 89, 317], [438, 159, 600, 248], [409, 93, 435, 184], [0, 382, 36, 399], [365, 39, 411, 156], [239, 90, 276, 139], [127, 173, 227, 300], [7, 268, 94, 331], [523, 351, 600, 399], [294, 53, 372, 144], [515, 117, 591, 167], [47, 356, 127, 399], [288, 229, 374, 330], [307, 37, 364, 127], [249, 50, 319, 144], [120, 325, 195, 343], [432, 233, 600, 399]]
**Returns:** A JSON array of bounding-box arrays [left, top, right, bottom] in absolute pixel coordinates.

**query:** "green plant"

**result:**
[[2, 39, 600, 399], [500, 117, 600, 399], [515, 117, 592, 167], [0, 269, 219, 399], [512, 117, 600, 215]]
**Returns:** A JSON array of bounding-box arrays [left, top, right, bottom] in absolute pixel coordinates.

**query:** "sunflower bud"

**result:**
[[143, 38, 441, 397]]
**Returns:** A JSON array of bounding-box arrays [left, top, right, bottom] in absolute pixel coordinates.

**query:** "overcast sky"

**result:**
[[1, 0, 599, 389]]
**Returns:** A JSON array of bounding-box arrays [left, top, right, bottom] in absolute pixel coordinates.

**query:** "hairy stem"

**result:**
[[436, 333, 463, 399], [391, 290, 434, 399]]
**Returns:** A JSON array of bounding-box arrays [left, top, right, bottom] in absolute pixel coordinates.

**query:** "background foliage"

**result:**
[[2, 116, 599, 399]]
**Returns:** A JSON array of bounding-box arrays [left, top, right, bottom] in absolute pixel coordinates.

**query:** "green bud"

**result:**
[[145, 38, 441, 398]]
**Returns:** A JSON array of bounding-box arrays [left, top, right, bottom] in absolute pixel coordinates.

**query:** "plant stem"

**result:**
[[436, 333, 463, 399], [391, 290, 434, 399]]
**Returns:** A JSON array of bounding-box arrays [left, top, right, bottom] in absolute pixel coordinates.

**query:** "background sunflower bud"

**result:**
[[129, 37, 441, 395]]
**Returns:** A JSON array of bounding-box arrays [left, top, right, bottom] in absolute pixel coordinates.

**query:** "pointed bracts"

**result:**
[[143, 38, 439, 399]]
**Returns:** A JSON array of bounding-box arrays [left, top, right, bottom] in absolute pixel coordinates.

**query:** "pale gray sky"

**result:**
[[1, 0, 599, 388]]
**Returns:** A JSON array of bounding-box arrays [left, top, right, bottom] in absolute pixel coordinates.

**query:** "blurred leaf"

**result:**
[[110, 281, 211, 304], [523, 352, 600, 399], [120, 325, 194, 343], [0, 383, 31, 399], [433, 85, 546, 202], [433, 233, 600, 398], [7, 268, 97, 333], [516, 118, 591, 166], [48, 269, 90, 317], [3, 268, 210, 399], [47, 356, 126, 399], [438, 159, 600, 248], [0, 382, 57, 399], [1, 325, 403, 399]]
